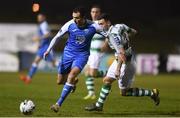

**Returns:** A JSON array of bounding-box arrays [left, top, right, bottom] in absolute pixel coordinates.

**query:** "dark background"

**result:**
[[0, 0, 179, 53]]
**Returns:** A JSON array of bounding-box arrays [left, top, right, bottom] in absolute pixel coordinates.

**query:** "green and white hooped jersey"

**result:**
[[90, 33, 105, 54], [90, 21, 105, 54]]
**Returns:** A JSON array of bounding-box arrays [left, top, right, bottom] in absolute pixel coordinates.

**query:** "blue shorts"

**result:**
[[58, 52, 89, 74], [37, 45, 54, 61]]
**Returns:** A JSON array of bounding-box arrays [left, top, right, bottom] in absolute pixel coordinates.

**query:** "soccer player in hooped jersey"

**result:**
[[85, 13, 160, 111], [83, 5, 106, 100], [43, 7, 104, 112], [20, 13, 56, 84]]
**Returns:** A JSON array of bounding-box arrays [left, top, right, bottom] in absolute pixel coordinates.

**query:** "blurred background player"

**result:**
[[20, 13, 56, 84], [43, 6, 104, 113], [85, 13, 160, 111], [83, 5, 106, 100]]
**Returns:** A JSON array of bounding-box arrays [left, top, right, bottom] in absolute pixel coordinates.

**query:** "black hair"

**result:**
[[91, 4, 101, 11], [73, 6, 87, 18], [97, 13, 111, 21]]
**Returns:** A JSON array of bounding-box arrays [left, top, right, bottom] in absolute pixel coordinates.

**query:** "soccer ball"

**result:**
[[19, 100, 35, 115]]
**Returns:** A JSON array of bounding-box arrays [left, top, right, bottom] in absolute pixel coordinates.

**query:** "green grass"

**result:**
[[0, 72, 180, 117]]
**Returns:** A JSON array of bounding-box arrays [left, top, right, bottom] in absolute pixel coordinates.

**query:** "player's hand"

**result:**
[[115, 69, 120, 79], [32, 36, 40, 42], [43, 51, 49, 60]]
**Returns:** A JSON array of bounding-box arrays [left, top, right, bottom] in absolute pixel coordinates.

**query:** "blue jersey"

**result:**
[[37, 21, 54, 60], [46, 19, 104, 73], [50, 20, 103, 56], [64, 20, 96, 54], [38, 21, 51, 47]]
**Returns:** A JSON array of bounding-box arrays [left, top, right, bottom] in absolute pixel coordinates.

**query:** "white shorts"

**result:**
[[87, 53, 103, 69], [106, 56, 136, 89]]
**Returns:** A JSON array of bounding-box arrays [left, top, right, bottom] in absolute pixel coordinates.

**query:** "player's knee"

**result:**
[[87, 70, 94, 77], [68, 72, 77, 79], [69, 67, 80, 79], [90, 69, 99, 77], [85, 71, 91, 77], [89, 72, 95, 77], [67, 73, 78, 84], [103, 77, 112, 84]]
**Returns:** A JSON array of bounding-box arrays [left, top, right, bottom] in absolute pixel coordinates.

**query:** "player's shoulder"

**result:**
[[86, 19, 94, 25], [93, 20, 98, 24], [115, 24, 130, 29], [64, 19, 75, 26], [88, 20, 102, 31], [86, 20, 97, 27], [114, 23, 127, 28], [40, 21, 49, 28], [61, 19, 75, 30]]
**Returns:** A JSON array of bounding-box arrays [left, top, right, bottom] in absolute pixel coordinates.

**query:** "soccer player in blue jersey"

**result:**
[[43, 6, 104, 112], [20, 13, 56, 84]]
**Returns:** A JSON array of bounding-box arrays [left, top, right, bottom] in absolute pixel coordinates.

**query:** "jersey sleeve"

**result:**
[[109, 35, 124, 53], [115, 24, 130, 34], [46, 20, 72, 52], [122, 24, 130, 31], [40, 22, 50, 35], [56, 20, 73, 37], [92, 23, 108, 37]]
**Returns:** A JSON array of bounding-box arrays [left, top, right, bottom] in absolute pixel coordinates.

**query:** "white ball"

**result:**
[[20, 100, 35, 115]]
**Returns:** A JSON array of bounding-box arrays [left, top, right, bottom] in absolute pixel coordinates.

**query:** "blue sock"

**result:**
[[28, 63, 37, 78], [57, 83, 74, 106]]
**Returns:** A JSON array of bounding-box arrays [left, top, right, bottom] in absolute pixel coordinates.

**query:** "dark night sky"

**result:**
[[0, 0, 179, 53], [0, 0, 179, 23]]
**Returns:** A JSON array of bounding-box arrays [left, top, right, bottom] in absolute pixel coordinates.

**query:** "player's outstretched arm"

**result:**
[[119, 24, 137, 37], [46, 33, 61, 52], [128, 28, 137, 37], [44, 20, 71, 60], [43, 33, 61, 60]]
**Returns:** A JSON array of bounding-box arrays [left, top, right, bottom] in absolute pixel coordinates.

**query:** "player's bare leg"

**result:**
[[20, 56, 41, 84], [51, 67, 81, 112], [70, 77, 79, 93], [57, 74, 68, 85]]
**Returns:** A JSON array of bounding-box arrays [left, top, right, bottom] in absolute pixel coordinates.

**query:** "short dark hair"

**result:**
[[91, 4, 101, 11], [97, 13, 110, 21], [73, 6, 87, 18]]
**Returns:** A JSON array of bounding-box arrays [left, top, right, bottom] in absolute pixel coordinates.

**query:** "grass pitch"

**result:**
[[0, 72, 180, 117]]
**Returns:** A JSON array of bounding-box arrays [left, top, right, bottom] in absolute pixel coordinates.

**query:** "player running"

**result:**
[[85, 13, 160, 111], [20, 13, 56, 84], [43, 6, 104, 113], [83, 5, 106, 100]]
